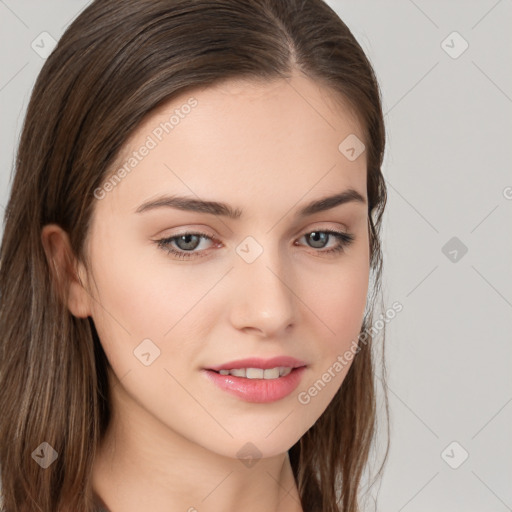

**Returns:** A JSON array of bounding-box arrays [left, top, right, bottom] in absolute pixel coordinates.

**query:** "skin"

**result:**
[[41, 70, 369, 512]]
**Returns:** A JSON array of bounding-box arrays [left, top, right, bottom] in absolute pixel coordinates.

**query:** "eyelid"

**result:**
[[159, 221, 350, 240]]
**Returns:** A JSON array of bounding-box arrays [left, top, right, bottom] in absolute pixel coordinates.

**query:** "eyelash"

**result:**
[[155, 228, 355, 260]]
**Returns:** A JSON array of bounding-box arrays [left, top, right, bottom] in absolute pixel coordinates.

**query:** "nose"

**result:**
[[228, 243, 297, 338]]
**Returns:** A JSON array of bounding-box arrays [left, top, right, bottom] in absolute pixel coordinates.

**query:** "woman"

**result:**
[[0, 0, 389, 511]]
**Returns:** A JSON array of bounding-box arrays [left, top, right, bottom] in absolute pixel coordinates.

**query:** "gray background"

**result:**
[[1, 1, 511, 510]]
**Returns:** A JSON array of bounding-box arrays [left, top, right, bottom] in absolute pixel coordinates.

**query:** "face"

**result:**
[[79, 72, 369, 460]]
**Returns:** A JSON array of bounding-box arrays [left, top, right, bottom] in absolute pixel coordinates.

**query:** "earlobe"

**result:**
[[68, 265, 92, 319], [40, 224, 92, 319]]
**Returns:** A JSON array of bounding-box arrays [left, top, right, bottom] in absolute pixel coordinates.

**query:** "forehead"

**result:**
[[96, 73, 367, 220]]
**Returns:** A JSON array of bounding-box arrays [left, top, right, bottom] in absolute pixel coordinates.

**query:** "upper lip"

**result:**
[[206, 356, 307, 372]]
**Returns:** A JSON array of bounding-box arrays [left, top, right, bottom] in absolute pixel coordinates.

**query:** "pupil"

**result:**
[[309, 231, 326, 248], [178, 234, 199, 250]]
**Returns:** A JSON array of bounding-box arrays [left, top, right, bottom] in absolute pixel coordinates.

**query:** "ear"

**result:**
[[40, 224, 92, 318]]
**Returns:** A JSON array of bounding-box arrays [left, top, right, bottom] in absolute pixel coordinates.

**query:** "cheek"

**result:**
[[296, 248, 369, 402], [86, 240, 216, 376], [85, 246, 211, 429], [305, 243, 369, 344], [320, 265, 368, 344]]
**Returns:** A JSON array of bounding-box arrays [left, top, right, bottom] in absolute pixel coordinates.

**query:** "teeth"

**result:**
[[279, 367, 292, 377], [246, 368, 264, 379], [263, 368, 280, 379], [217, 367, 293, 379]]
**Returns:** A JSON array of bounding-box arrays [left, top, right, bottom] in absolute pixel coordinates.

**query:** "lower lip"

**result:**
[[202, 367, 307, 403]]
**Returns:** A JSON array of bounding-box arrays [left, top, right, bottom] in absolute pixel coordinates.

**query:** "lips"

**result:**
[[202, 366, 307, 403], [203, 356, 309, 402]]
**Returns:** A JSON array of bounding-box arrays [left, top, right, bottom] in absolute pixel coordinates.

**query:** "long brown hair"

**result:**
[[0, 1, 389, 510]]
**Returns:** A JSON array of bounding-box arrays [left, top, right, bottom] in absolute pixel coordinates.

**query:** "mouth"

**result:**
[[202, 364, 307, 403]]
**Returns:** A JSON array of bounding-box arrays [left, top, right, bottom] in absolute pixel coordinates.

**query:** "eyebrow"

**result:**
[[134, 188, 366, 218]]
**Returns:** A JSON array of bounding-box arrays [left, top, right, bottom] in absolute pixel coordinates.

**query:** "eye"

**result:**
[[296, 229, 355, 256], [156, 230, 217, 260], [155, 228, 355, 260]]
